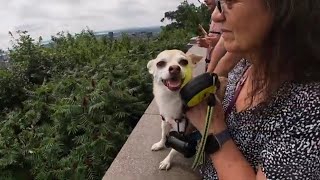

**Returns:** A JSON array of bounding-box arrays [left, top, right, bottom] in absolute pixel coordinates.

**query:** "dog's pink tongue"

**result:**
[[167, 79, 181, 91]]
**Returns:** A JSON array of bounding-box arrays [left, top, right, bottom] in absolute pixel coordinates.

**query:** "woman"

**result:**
[[198, 0, 241, 77], [187, 0, 320, 179], [196, 0, 222, 70]]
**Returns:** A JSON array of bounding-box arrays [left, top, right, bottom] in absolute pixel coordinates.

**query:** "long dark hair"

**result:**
[[251, 0, 320, 102]]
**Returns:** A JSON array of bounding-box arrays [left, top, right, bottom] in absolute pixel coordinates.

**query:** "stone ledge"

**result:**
[[103, 45, 206, 180], [103, 114, 201, 180]]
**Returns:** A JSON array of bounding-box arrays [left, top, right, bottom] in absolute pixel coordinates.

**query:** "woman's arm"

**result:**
[[207, 102, 257, 180], [206, 37, 226, 73], [186, 101, 267, 180], [210, 139, 263, 180]]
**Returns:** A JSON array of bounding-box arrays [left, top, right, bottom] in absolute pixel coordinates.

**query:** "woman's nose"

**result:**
[[212, 7, 225, 23]]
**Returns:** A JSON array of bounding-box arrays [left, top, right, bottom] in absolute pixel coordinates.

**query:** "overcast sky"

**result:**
[[0, 0, 200, 49]]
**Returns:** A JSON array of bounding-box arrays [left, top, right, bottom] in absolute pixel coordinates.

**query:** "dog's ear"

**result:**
[[187, 53, 203, 65], [147, 59, 155, 74]]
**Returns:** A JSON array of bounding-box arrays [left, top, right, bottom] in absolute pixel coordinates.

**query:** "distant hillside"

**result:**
[[41, 26, 162, 46], [95, 26, 161, 39], [95, 26, 161, 35]]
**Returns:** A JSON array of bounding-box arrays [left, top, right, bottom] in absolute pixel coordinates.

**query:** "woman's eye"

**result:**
[[156, 61, 166, 68], [179, 59, 189, 66]]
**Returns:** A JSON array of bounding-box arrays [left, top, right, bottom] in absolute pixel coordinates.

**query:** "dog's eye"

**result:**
[[179, 59, 189, 66], [156, 61, 166, 68]]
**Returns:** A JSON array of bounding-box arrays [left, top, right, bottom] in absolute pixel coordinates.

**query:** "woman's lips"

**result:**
[[221, 29, 232, 38], [221, 28, 232, 33]]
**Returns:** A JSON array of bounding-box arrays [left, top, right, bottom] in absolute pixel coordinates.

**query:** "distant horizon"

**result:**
[[0, 25, 163, 50], [39, 25, 162, 45], [1, 24, 166, 50], [100, 25, 161, 33]]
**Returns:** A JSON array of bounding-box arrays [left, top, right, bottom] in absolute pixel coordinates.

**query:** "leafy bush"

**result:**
[[0, 29, 191, 180]]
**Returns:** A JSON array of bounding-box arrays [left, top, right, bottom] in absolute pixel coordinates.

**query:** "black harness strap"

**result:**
[[160, 114, 188, 134]]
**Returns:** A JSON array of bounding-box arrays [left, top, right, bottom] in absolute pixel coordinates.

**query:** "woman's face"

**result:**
[[212, 0, 273, 55]]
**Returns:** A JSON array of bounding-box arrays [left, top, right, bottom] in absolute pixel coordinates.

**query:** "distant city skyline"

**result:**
[[0, 0, 200, 50]]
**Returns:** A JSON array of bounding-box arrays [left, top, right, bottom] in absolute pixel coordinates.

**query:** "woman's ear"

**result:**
[[147, 59, 155, 74]]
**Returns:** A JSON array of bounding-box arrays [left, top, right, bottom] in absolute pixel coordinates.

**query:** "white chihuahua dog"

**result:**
[[147, 49, 202, 170]]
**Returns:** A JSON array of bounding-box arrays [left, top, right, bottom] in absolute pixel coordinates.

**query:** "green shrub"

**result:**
[[0, 28, 192, 180]]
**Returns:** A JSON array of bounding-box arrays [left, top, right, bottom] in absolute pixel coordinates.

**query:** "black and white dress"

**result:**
[[200, 59, 320, 180]]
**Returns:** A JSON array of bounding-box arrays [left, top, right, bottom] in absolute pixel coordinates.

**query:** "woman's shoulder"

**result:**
[[269, 81, 320, 127], [222, 59, 250, 108], [280, 81, 320, 107], [227, 59, 250, 84]]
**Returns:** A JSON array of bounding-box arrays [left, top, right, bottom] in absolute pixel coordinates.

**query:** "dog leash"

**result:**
[[191, 94, 215, 170], [192, 66, 250, 170]]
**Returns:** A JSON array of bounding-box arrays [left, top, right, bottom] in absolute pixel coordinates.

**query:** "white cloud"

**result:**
[[0, 0, 201, 49]]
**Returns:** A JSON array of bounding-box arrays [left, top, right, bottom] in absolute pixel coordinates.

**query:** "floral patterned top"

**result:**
[[200, 59, 320, 180]]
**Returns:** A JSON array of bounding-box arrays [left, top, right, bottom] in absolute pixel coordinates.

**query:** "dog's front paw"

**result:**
[[151, 141, 165, 151], [159, 158, 171, 170]]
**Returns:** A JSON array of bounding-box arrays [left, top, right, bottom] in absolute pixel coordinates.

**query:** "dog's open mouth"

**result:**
[[162, 77, 183, 91]]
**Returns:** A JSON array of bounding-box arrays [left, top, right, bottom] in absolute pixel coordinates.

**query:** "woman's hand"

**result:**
[[196, 33, 220, 48], [196, 36, 209, 48], [205, 34, 220, 47], [186, 95, 227, 135]]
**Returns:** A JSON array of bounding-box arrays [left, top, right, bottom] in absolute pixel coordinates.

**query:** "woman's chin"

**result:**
[[223, 43, 241, 53]]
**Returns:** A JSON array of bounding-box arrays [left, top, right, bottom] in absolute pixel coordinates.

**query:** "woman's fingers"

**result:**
[[186, 95, 226, 133], [205, 36, 219, 46], [197, 37, 209, 48], [186, 101, 207, 131]]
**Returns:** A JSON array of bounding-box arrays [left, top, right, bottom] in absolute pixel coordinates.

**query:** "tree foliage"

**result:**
[[161, 0, 211, 35]]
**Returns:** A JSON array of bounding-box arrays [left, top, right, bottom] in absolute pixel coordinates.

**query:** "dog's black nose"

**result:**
[[169, 65, 181, 75]]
